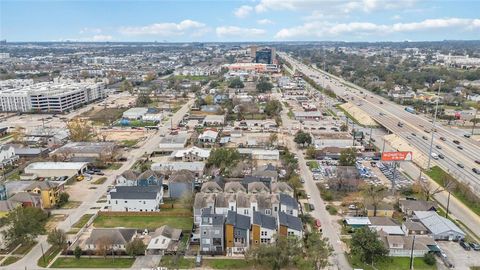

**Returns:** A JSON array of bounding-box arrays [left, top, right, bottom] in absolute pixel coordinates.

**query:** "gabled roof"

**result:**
[[109, 186, 161, 200], [201, 181, 223, 193], [224, 182, 246, 193], [247, 182, 270, 194], [399, 200, 437, 212], [226, 210, 251, 230], [253, 211, 277, 230], [85, 228, 136, 245], [271, 182, 293, 194], [278, 211, 302, 231], [152, 225, 182, 241], [279, 193, 298, 210], [169, 170, 195, 183], [414, 211, 465, 236]]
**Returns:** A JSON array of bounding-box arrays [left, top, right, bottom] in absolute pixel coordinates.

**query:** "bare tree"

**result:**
[[95, 236, 113, 258], [361, 184, 387, 217], [417, 174, 455, 201]]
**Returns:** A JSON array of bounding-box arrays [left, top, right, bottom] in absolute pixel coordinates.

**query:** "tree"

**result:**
[[264, 100, 282, 117], [246, 236, 303, 270], [57, 192, 70, 207], [339, 148, 357, 166], [125, 238, 146, 258], [361, 184, 387, 217], [303, 231, 333, 270], [268, 133, 278, 147], [209, 80, 220, 88], [228, 77, 244, 89], [417, 173, 455, 201], [74, 246, 82, 259], [340, 123, 348, 132], [95, 236, 112, 258], [350, 227, 388, 265], [144, 71, 156, 82], [204, 95, 214, 105], [423, 252, 436, 265], [4, 207, 48, 246], [306, 146, 317, 159], [119, 80, 133, 93], [179, 191, 194, 209], [11, 126, 25, 143], [47, 229, 67, 250], [67, 118, 94, 142], [256, 80, 274, 93], [294, 130, 312, 146], [207, 148, 241, 173], [136, 92, 152, 107]]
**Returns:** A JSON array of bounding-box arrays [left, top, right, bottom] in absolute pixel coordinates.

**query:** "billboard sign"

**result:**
[[381, 151, 412, 161]]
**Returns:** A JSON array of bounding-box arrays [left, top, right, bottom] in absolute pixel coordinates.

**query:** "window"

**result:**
[[265, 209, 271, 215], [288, 231, 294, 236], [116, 200, 118, 204], [244, 209, 248, 215], [274, 206, 278, 211], [252, 206, 256, 212], [231, 206, 234, 211], [143, 201, 146, 204], [214, 230, 220, 234], [203, 231, 207, 235]]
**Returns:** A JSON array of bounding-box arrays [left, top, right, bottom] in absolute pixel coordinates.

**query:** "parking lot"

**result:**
[[438, 241, 480, 269]]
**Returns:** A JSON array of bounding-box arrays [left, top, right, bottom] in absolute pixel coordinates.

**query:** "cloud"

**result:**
[[91, 35, 113, 41], [79, 27, 102, 34], [119, 20, 207, 36], [257, 19, 274, 25], [275, 18, 480, 39], [392, 15, 402, 20], [216, 26, 266, 38], [234, 5, 253, 18]]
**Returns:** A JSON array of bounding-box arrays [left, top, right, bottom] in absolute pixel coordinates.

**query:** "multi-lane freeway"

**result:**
[[279, 52, 480, 193]]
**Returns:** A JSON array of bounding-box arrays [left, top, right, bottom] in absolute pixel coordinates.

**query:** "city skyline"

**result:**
[[1, 0, 480, 42]]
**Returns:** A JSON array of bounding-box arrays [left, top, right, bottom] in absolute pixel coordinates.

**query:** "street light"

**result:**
[[427, 79, 444, 170]]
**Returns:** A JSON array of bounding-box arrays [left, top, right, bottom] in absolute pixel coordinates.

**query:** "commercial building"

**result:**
[[0, 79, 106, 113], [24, 162, 88, 178], [255, 47, 276, 65]]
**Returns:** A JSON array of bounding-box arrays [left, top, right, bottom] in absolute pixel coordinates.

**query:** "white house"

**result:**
[[237, 148, 280, 160], [0, 145, 18, 169], [380, 234, 436, 257], [171, 147, 211, 162], [198, 130, 219, 143], [203, 115, 225, 126], [252, 211, 277, 245], [107, 186, 163, 212], [122, 107, 149, 120], [147, 225, 183, 255]]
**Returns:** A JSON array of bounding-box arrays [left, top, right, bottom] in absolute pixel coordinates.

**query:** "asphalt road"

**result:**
[[279, 52, 480, 194], [2, 99, 193, 270]]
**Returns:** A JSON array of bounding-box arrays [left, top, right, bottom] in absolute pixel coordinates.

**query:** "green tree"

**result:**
[[67, 118, 94, 142], [136, 92, 152, 107], [306, 146, 317, 159], [350, 227, 388, 265], [228, 77, 244, 89], [338, 148, 357, 166], [303, 231, 333, 270], [246, 236, 303, 270], [204, 95, 214, 105], [209, 80, 220, 88], [57, 192, 70, 207], [268, 133, 278, 146], [294, 130, 312, 146], [47, 229, 67, 250], [423, 252, 436, 265], [4, 207, 48, 246], [74, 246, 82, 259], [125, 238, 146, 258], [119, 80, 133, 93], [264, 100, 283, 117], [207, 148, 241, 173], [256, 80, 274, 93]]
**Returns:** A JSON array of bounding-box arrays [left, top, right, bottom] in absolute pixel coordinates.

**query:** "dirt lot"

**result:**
[[94, 128, 148, 141], [339, 102, 378, 126], [384, 134, 428, 169]]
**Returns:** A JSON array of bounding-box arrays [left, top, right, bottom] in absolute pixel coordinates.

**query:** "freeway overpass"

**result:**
[[278, 52, 480, 193]]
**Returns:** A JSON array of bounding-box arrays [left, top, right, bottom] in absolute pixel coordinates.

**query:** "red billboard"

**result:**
[[381, 151, 413, 161]]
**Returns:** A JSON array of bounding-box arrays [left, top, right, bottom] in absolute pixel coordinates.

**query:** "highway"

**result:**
[[278, 52, 480, 193]]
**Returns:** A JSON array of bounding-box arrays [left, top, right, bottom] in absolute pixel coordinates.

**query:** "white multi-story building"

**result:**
[[0, 78, 106, 113], [107, 186, 163, 212]]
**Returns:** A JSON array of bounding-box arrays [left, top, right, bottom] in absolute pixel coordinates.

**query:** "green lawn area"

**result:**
[[6, 170, 20, 181], [37, 246, 62, 268], [91, 177, 107, 185], [0, 256, 21, 266], [13, 241, 37, 255], [93, 215, 193, 231], [106, 163, 122, 170], [303, 203, 312, 212], [119, 139, 138, 148], [287, 109, 294, 119], [51, 257, 135, 268], [426, 166, 480, 217], [203, 258, 253, 269], [307, 160, 319, 169], [349, 255, 436, 270], [159, 255, 195, 269], [173, 75, 210, 81], [71, 214, 93, 229]]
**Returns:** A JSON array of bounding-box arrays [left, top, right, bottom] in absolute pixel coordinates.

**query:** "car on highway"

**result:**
[[453, 140, 460, 144], [464, 134, 471, 138], [411, 133, 416, 136], [457, 163, 465, 168], [440, 137, 446, 141], [424, 129, 431, 133], [457, 145, 463, 150], [436, 145, 442, 149], [407, 136, 412, 139], [438, 154, 445, 159], [473, 168, 480, 175], [422, 136, 428, 140], [476, 160, 480, 165], [379, 101, 383, 104]]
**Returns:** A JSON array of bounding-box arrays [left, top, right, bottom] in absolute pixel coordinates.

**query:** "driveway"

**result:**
[[131, 255, 161, 269]]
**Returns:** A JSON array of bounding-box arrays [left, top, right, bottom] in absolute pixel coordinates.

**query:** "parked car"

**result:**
[[460, 240, 471, 250], [469, 242, 480, 251], [309, 203, 315, 211]]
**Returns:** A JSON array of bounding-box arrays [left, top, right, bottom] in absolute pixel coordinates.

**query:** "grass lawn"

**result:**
[[106, 163, 122, 170], [13, 241, 37, 255], [92, 177, 107, 185], [93, 215, 193, 231], [307, 160, 319, 169], [51, 257, 135, 268], [349, 255, 436, 270], [119, 139, 138, 148], [203, 258, 253, 269], [426, 166, 480, 217], [159, 255, 195, 269], [0, 256, 20, 266], [72, 214, 93, 229], [303, 203, 312, 212], [61, 201, 82, 209], [37, 246, 62, 268], [173, 75, 210, 81]]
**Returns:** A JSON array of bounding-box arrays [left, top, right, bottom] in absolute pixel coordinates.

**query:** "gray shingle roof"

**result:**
[[226, 210, 251, 230], [278, 211, 302, 232], [85, 228, 137, 245], [414, 211, 465, 236], [279, 193, 298, 210], [110, 186, 161, 200], [253, 211, 277, 230]]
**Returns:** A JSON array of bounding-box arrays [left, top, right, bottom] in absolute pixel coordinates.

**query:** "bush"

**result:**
[[423, 253, 436, 265], [326, 205, 338, 215]]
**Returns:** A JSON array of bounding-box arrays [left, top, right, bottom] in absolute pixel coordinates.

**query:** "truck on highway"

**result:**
[[404, 106, 416, 114]]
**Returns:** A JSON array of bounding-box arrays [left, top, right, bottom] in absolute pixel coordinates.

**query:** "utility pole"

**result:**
[[427, 79, 444, 170], [446, 191, 451, 219], [409, 234, 416, 270]]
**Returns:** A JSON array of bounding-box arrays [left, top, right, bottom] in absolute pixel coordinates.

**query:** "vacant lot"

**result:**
[[51, 257, 134, 268], [82, 108, 127, 126], [348, 255, 436, 270], [93, 215, 193, 231]]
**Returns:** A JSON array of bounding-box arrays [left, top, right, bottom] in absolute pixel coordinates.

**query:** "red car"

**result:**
[[315, 219, 322, 231]]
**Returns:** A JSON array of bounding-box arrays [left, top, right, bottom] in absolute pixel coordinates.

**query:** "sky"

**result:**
[[1, 0, 480, 42]]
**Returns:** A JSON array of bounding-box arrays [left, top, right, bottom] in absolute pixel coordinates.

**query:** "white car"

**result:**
[[307, 194, 311, 199]]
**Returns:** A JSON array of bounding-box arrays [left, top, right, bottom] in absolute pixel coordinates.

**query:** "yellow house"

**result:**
[[365, 203, 395, 218], [26, 181, 62, 209]]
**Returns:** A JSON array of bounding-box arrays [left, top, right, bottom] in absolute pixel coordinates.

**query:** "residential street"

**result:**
[[1, 99, 193, 270]]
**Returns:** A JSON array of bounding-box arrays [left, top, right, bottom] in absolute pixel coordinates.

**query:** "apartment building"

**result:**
[[0, 78, 106, 113]]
